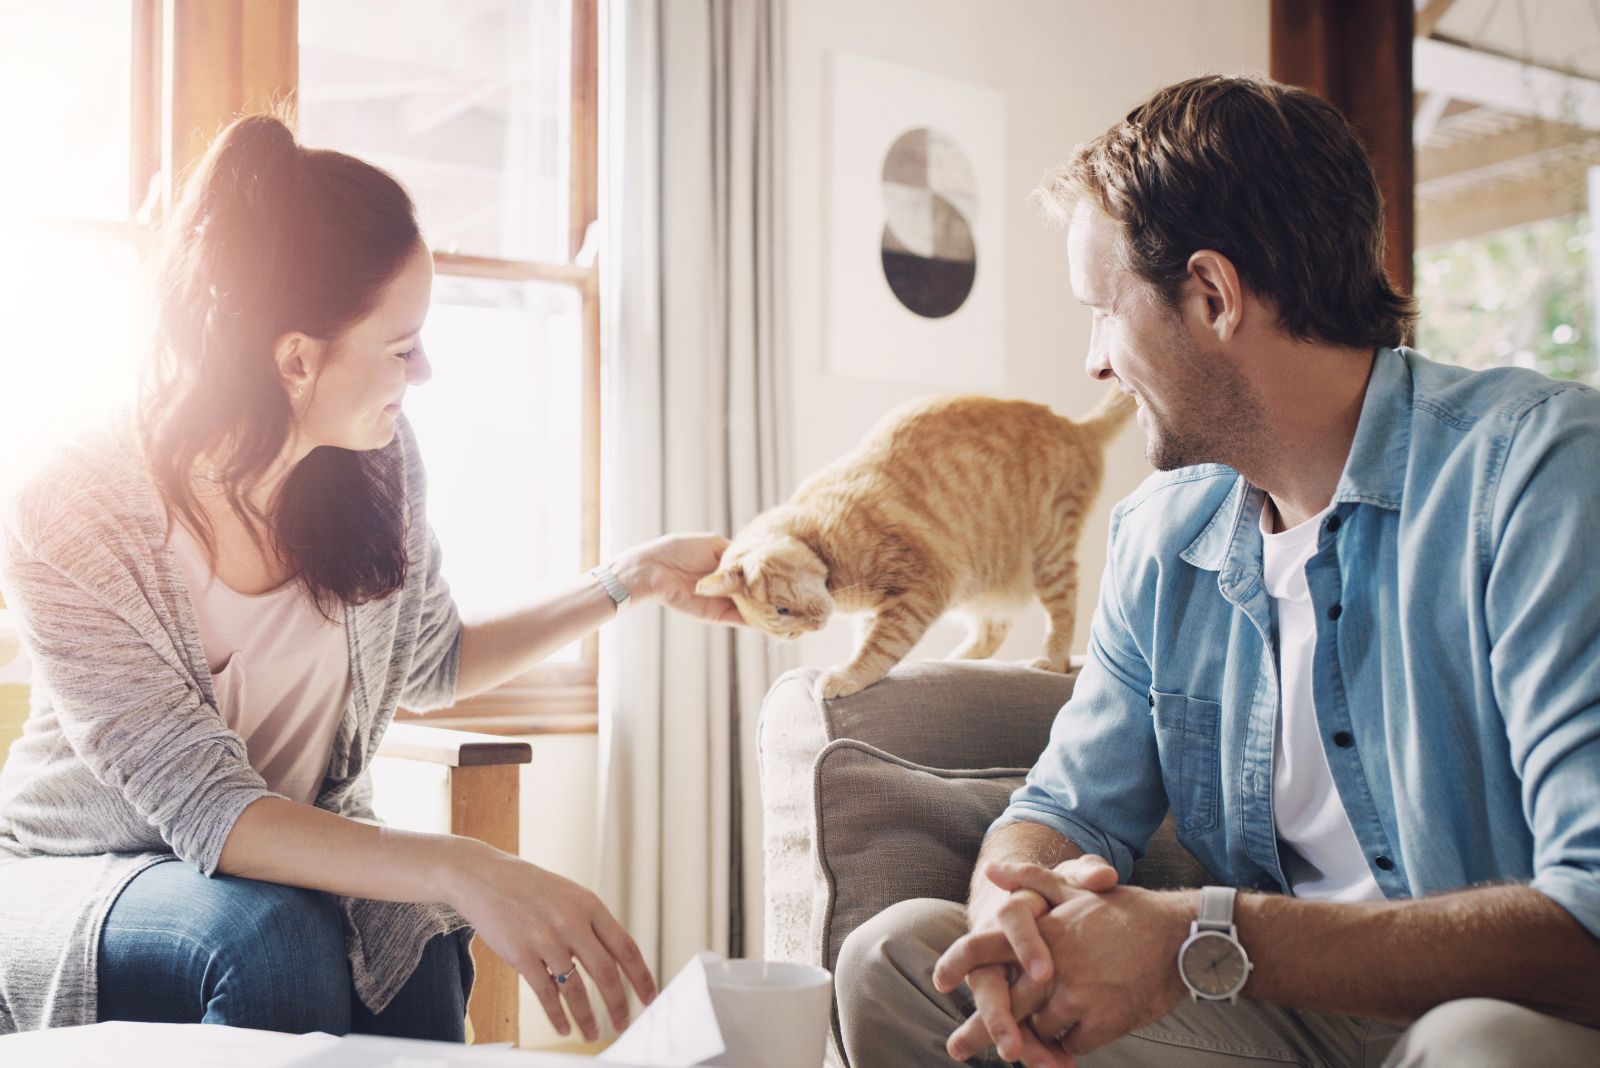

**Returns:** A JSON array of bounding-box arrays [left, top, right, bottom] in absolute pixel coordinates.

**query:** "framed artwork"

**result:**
[[826, 52, 1007, 387]]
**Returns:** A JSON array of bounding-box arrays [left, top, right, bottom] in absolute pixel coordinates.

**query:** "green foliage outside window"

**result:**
[[1413, 213, 1596, 386]]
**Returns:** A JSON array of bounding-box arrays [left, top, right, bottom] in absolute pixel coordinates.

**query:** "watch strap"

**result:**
[[591, 564, 630, 610], [1196, 885, 1237, 932]]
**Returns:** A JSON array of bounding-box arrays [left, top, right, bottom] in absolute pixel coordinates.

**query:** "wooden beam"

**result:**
[[1418, 119, 1600, 185], [569, 0, 599, 262], [580, 271, 602, 673], [450, 762, 523, 1046], [131, 0, 163, 220], [1415, 36, 1600, 131], [377, 722, 533, 767], [1413, 89, 1451, 146], [1415, 0, 1459, 38], [1271, 0, 1415, 294], [239, 0, 296, 120], [1418, 167, 1591, 247], [392, 710, 600, 737], [432, 251, 593, 287], [165, 0, 296, 199], [571, 0, 601, 672]]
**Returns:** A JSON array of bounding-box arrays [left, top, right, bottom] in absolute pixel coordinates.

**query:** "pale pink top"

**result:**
[[168, 522, 352, 806]]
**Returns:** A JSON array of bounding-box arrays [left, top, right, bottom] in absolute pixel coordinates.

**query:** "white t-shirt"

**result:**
[[169, 522, 352, 806], [1260, 501, 1384, 902]]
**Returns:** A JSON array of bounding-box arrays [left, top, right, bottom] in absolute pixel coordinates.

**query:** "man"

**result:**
[[835, 75, 1600, 1067]]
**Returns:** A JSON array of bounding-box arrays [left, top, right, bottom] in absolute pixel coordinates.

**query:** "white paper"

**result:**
[[0, 1021, 339, 1067], [288, 1033, 603, 1067], [603, 950, 726, 1067], [0, 956, 752, 1067]]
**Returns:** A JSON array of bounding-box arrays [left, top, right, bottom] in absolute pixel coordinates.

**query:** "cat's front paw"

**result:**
[[814, 670, 870, 701], [1028, 655, 1070, 673]]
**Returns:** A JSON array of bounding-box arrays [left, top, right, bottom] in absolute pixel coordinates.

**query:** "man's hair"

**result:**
[[1039, 75, 1415, 350]]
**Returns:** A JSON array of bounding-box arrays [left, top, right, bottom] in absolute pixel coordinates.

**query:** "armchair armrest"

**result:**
[[377, 721, 533, 767], [376, 722, 531, 1046]]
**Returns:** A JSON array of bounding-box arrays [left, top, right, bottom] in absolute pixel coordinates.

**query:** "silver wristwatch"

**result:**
[[590, 563, 630, 611], [1177, 886, 1253, 1004]]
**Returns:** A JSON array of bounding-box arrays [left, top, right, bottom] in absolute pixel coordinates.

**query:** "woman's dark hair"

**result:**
[[1037, 75, 1416, 350], [140, 111, 421, 615]]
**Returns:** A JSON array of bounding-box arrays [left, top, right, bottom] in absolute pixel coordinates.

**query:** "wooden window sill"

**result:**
[[396, 688, 599, 736]]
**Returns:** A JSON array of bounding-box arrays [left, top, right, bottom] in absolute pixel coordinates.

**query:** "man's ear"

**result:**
[[273, 331, 326, 401], [695, 564, 745, 597], [1185, 249, 1244, 343]]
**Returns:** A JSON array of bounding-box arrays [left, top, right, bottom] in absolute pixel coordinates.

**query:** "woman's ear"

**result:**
[[273, 331, 325, 401], [695, 565, 745, 597]]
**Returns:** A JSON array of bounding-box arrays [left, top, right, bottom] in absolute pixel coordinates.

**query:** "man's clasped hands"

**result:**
[[934, 856, 1205, 1067]]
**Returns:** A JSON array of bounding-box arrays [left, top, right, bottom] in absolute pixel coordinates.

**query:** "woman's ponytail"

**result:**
[[141, 112, 420, 614]]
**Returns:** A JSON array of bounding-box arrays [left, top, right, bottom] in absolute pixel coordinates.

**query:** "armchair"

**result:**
[[758, 659, 1208, 1066]]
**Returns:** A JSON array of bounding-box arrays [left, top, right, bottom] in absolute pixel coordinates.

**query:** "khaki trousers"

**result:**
[[836, 898, 1600, 1068]]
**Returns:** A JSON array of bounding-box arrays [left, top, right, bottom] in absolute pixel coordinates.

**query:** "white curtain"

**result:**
[[597, 0, 792, 981]]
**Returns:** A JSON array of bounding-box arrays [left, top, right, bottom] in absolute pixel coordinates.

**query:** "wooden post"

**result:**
[[450, 763, 523, 1045], [164, 0, 297, 199], [375, 724, 532, 1045], [573, 0, 603, 674], [1271, 0, 1415, 296]]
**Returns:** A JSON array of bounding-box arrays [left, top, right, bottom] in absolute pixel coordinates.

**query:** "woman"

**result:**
[[0, 115, 739, 1041]]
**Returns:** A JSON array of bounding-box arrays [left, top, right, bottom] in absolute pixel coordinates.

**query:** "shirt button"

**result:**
[[1374, 855, 1394, 871], [1328, 603, 1343, 620], [1327, 514, 1342, 533], [1333, 730, 1354, 748]]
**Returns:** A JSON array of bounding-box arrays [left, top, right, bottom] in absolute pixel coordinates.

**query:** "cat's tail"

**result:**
[[1075, 385, 1138, 445]]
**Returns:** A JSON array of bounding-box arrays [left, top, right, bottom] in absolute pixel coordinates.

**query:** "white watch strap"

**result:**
[[591, 564, 630, 609], [1197, 886, 1237, 932]]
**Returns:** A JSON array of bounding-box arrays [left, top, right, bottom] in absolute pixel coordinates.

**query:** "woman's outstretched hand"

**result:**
[[448, 842, 657, 1042], [615, 533, 746, 625]]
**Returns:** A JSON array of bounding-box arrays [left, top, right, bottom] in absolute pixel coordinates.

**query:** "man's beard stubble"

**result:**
[[1140, 334, 1267, 472]]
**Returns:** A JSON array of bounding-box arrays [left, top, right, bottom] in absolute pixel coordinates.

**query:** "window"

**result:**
[[0, 3, 157, 464], [298, 0, 602, 726], [1412, 20, 1600, 387], [1414, 214, 1595, 384], [1, 1, 601, 729]]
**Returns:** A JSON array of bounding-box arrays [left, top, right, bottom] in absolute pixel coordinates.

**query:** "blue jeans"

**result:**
[[96, 859, 472, 1040]]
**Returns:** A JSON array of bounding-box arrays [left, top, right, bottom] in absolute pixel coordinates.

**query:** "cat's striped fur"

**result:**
[[697, 388, 1136, 699]]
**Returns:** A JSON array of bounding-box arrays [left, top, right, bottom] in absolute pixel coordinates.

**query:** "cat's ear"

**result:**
[[696, 565, 745, 597]]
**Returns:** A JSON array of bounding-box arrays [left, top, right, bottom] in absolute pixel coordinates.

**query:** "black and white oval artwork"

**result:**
[[880, 126, 978, 319]]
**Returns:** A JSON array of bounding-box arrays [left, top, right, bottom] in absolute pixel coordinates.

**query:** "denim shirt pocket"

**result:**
[[1150, 690, 1223, 837]]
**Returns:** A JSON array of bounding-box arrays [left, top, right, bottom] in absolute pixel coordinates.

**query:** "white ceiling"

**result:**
[[1430, 0, 1600, 79]]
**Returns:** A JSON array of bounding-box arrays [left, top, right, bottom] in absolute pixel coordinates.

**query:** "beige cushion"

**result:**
[[812, 739, 1211, 972], [760, 661, 1076, 967], [808, 737, 1208, 1063], [812, 740, 1022, 978]]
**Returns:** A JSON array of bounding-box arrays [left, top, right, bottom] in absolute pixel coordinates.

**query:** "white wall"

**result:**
[[785, 0, 1270, 672]]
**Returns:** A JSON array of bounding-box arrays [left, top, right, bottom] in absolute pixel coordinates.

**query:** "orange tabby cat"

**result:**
[[695, 388, 1135, 699]]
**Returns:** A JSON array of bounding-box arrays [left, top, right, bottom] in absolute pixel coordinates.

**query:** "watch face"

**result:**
[[1180, 931, 1248, 998]]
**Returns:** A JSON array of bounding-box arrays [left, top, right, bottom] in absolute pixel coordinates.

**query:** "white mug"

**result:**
[[702, 959, 833, 1068]]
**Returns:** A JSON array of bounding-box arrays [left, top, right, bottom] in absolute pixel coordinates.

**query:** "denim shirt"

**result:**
[[997, 347, 1600, 941]]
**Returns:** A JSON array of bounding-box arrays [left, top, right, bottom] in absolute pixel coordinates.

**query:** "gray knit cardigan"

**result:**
[[0, 415, 469, 1033]]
